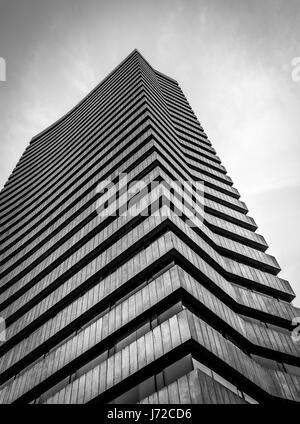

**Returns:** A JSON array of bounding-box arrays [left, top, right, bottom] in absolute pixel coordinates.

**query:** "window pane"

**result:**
[[151, 315, 158, 329], [284, 363, 300, 377], [192, 358, 213, 378], [39, 376, 70, 403], [211, 371, 238, 395], [136, 320, 151, 339], [115, 329, 137, 353], [266, 323, 290, 335], [155, 372, 164, 391], [114, 385, 139, 404], [115, 281, 147, 307], [164, 355, 193, 386], [148, 262, 175, 283], [157, 302, 183, 325], [251, 354, 280, 371], [81, 307, 110, 332], [76, 349, 108, 379], [243, 392, 259, 404], [138, 376, 155, 400]]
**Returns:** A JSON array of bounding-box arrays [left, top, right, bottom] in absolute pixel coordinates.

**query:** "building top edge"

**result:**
[[30, 49, 175, 145], [154, 69, 178, 84]]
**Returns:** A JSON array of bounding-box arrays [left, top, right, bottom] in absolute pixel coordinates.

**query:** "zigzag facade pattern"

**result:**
[[0, 50, 299, 404]]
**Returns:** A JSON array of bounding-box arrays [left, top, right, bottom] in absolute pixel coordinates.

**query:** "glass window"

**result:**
[[113, 385, 139, 404], [115, 281, 147, 307], [242, 392, 259, 404], [80, 307, 111, 332], [191, 357, 258, 402], [239, 314, 265, 327], [75, 349, 108, 379], [136, 320, 151, 339], [163, 355, 193, 386], [251, 354, 280, 371], [265, 322, 290, 335], [1, 375, 16, 389], [192, 358, 213, 378], [147, 262, 175, 283], [223, 333, 249, 356], [138, 375, 155, 400], [157, 302, 183, 325], [108, 353, 261, 405], [155, 371, 164, 391], [115, 329, 138, 353], [211, 371, 239, 395], [39, 376, 70, 403], [284, 363, 300, 377], [151, 315, 158, 329]]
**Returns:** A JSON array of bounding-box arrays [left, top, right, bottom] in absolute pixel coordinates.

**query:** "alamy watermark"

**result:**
[[0, 57, 6, 82], [95, 173, 205, 228], [291, 57, 300, 82], [291, 317, 300, 350]]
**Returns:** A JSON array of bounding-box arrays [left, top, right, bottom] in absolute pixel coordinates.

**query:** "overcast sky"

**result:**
[[0, 0, 299, 307]]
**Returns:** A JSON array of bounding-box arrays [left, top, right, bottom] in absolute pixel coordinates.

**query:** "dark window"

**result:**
[[116, 328, 139, 353], [265, 322, 290, 335], [147, 261, 175, 283], [75, 349, 108, 380], [242, 392, 259, 404], [192, 357, 259, 403], [157, 302, 183, 325], [136, 320, 151, 340], [283, 363, 300, 377], [138, 375, 155, 400], [251, 354, 281, 371], [163, 355, 193, 386], [38, 376, 71, 403], [115, 280, 147, 307], [113, 385, 139, 404], [111, 354, 193, 404], [80, 307, 111, 333], [155, 371, 164, 392], [192, 358, 213, 377]]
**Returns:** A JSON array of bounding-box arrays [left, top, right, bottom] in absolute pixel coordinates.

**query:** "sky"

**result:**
[[0, 0, 299, 307]]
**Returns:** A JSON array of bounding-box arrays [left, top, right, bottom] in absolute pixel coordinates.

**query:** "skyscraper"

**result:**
[[0, 49, 299, 404]]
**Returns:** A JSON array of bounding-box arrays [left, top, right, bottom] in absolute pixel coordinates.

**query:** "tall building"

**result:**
[[0, 49, 299, 405]]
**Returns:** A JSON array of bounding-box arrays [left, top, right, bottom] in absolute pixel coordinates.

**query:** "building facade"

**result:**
[[0, 50, 299, 404]]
